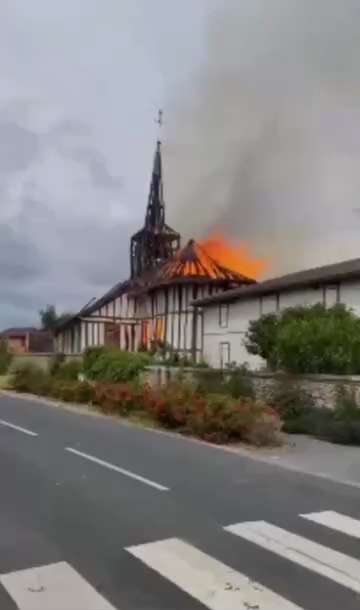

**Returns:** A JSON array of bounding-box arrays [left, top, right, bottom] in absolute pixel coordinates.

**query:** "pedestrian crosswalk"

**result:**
[[2, 510, 360, 609], [127, 537, 303, 610], [0, 562, 116, 610], [300, 509, 360, 538], [224, 519, 360, 594]]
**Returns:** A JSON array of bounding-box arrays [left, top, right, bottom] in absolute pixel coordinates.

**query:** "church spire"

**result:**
[[130, 135, 180, 279], [145, 140, 165, 231]]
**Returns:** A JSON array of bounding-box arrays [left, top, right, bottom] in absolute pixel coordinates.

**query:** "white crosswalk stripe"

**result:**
[[4, 511, 360, 609], [0, 561, 116, 610], [224, 519, 360, 594], [126, 537, 303, 609], [300, 510, 360, 538]]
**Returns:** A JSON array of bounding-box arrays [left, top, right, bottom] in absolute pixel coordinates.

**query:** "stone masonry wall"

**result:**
[[144, 366, 360, 410]]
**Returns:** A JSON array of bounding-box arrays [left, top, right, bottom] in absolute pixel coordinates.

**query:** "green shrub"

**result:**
[[54, 360, 82, 381], [86, 348, 151, 383], [324, 420, 360, 445], [12, 364, 51, 395], [83, 347, 106, 376], [282, 406, 332, 435], [223, 366, 255, 400], [50, 379, 95, 404], [272, 379, 360, 445], [245, 313, 279, 366], [195, 366, 255, 400], [245, 304, 360, 374], [48, 353, 65, 376], [333, 384, 360, 421], [74, 381, 95, 404], [268, 378, 314, 420], [0, 339, 12, 374]]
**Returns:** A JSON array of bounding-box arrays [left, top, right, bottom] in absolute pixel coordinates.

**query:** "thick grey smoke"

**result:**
[[165, 0, 360, 275]]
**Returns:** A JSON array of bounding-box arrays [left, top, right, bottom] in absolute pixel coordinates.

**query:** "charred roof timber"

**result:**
[[130, 140, 180, 278], [141, 239, 256, 291]]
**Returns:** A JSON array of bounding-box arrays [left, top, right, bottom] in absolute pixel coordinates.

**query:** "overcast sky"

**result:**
[[1, 1, 360, 328], [0, 0, 217, 328]]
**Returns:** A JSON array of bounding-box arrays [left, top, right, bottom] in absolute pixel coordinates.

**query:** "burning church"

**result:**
[[55, 140, 256, 359]]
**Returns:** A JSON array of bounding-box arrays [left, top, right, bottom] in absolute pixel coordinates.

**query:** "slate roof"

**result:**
[[193, 257, 360, 306]]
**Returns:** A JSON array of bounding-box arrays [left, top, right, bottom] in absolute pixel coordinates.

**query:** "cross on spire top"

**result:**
[[155, 109, 163, 128]]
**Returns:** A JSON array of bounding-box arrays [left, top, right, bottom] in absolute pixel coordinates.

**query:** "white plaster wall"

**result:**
[[80, 322, 86, 351], [94, 324, 99, 345], [261, 295, 278, 314], [279, 287, 322, 310], [202, 302, 267, 369], [99, 322, 105, 346], [201, 280, 360, 369], [173, 313, 179, 350], [340, 280, 360, 316], [228, 300, 261, 332]]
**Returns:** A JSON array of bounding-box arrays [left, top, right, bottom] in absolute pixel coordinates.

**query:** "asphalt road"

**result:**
[[1, 393, 360, 609]]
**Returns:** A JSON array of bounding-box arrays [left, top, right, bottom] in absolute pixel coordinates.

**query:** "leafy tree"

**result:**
[[245, 313, 279, 366], [39, 305, 73, 331], [245, 304, 360, 374]]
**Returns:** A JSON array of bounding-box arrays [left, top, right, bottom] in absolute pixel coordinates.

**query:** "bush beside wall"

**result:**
[[83, 347, 152, 382], [10, 365, 281, 447]]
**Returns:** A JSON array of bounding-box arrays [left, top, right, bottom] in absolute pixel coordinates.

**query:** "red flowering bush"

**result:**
[[11, 365, 282, 446], [94, 383, 144, 415], [147, 382, 195, 429], [50, 380, 95, 404]]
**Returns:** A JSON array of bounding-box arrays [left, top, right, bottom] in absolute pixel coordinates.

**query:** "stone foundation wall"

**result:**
[[10, 353, 83, 372], [144, 366, 360, 409]]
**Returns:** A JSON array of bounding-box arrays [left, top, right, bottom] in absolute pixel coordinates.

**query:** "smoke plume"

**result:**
[[165, 0, 360, 275]]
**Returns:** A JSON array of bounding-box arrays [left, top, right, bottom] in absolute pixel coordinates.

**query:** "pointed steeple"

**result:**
[[145, 141, 165, 231], [130, 139, 180, 278]]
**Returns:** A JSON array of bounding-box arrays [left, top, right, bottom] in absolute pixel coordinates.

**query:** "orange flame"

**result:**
[[199, 233, 268, 279]]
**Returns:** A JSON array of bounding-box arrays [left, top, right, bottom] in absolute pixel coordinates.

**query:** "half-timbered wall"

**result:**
[[57, 282, 223, 359]]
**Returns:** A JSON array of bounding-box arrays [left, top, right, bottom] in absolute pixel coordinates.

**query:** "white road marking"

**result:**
[[0, 419, 38, 437], [0, 561, 116, 610], [301, 510, 360, 538], [225, 520, 360, 593], [65, 447, 169, 491], [126, 537, 303, 609]]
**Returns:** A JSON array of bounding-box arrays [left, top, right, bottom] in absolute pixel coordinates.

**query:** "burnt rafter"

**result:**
[[130, 140, 180, 278], [132, 239, 256, 294]]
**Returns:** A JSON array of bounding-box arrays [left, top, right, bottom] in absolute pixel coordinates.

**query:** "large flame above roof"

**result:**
[[199, 233, 268, 279]]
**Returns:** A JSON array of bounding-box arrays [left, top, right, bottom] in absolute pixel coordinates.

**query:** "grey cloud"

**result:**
[[71, 148, 122, 189], [55, 217, 135, 288], [49, 119, 90, 137], [0, 121, 39, 173], [166, 0, 360, 274], [0, 224, 43, 281]]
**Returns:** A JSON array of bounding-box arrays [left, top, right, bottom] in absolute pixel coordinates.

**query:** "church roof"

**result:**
[[132, 239, 255, 293]]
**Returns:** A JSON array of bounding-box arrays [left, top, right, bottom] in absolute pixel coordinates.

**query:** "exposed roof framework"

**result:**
[[141, 239, 255, 291]]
